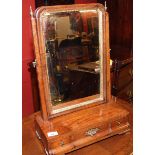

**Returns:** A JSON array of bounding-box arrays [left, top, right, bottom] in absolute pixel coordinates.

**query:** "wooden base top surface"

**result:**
[[36, 100, 129, 135]]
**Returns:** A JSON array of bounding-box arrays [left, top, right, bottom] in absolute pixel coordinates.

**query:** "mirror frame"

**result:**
[[30, 3, 111, 119]]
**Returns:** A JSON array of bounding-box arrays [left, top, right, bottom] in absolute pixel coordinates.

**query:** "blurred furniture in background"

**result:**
[[28, 45, 133, 112], [111, 45, 133, 103]]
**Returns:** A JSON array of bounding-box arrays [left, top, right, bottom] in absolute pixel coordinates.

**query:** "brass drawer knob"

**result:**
[[85, 128, 99, 137]]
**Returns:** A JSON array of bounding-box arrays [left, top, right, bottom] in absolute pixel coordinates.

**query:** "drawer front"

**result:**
[[73, 122, 109, 140], [74, 116, 129, 139], [49, 135, 72, 149], [118, 63, 132, 90], [51, 117, 129, 147], [50, 123, 109, 149]]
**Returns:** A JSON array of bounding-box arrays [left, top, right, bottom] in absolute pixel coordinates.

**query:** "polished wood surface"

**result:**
[[35, 99, 130, 154], [23, 100, 132, 155], [30, 4, 132, 154]]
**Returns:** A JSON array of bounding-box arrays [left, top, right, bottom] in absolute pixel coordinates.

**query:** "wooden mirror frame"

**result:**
[[30, 3, 111, 120]]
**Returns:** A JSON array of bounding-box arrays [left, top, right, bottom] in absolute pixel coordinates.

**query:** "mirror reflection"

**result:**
[[42, 10, 100, 105]]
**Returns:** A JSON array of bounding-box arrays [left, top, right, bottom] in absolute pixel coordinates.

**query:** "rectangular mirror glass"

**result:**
[[36, 5, 106, 114]]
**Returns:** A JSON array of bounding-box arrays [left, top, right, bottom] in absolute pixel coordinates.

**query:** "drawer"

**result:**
[[49, 135, 72, 149], [47, 122, 108, 149], [49, 116, 129, 149]]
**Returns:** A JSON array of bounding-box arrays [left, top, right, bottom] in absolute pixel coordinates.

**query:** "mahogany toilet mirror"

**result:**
[[30, 3, 130, 155], [30, 3, 110, 119]]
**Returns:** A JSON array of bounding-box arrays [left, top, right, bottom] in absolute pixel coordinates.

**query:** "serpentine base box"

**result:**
[[35, 99, 130, 155]]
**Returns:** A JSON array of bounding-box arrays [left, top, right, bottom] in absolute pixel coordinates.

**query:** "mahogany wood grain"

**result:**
[[105, 11, 111, 102], [35, 98, 130, 155]]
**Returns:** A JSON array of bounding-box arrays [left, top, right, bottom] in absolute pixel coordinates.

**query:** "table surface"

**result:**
[[22, 101, 133, 155]]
